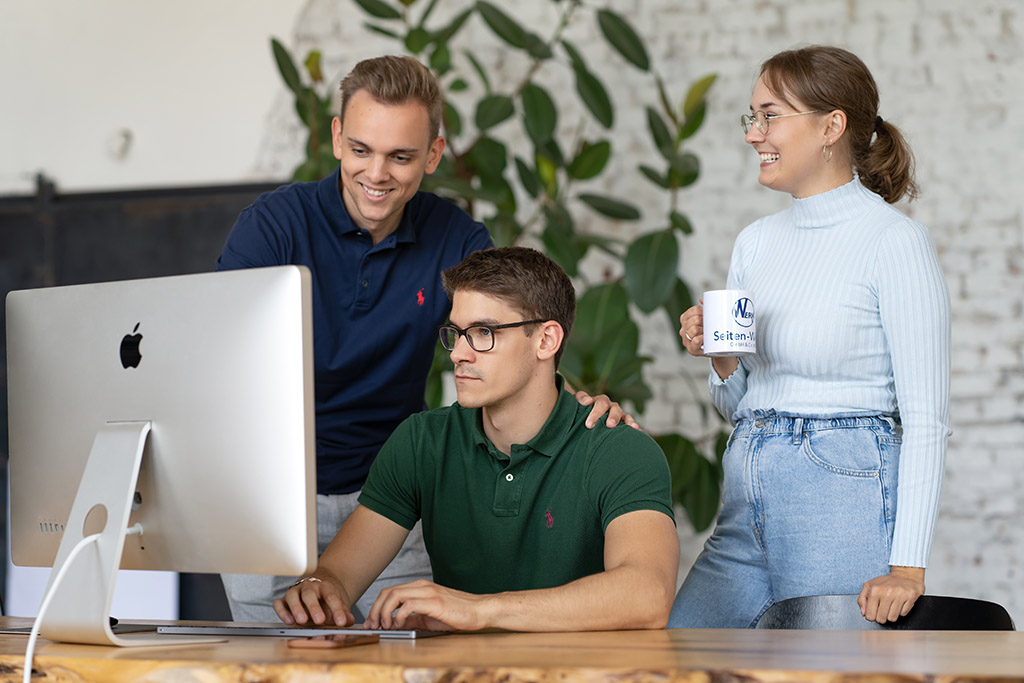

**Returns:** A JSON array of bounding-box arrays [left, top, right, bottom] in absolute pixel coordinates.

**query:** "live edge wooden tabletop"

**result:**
[[1, 617, 1022, 682]]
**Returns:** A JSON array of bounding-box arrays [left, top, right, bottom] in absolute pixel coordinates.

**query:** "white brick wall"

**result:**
[[271, 0, 1024, 626]]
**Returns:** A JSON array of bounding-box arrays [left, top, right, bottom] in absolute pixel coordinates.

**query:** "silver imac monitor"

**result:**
[[5, 265, 317, 646]]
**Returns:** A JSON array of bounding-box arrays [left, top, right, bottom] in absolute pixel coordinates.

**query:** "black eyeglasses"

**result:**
[[438, 319, 546, 352]]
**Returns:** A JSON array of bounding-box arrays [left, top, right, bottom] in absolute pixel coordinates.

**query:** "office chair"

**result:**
[[755, 594, 1015, 630]]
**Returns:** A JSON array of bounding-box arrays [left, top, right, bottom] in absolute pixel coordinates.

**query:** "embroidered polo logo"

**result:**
[[544, 508, 554, 528], [416, 288, 425, 306]]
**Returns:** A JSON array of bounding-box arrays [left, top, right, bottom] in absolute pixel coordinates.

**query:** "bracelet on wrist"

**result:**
[[291, 576, 322, 588]]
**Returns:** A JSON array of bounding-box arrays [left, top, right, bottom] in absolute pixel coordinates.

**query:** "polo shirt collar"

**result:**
[[316, 166, 419, 244], [471, 374, 577, 459]]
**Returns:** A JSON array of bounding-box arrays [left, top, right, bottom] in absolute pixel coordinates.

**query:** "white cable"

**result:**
[[23, 533, 102, 683]]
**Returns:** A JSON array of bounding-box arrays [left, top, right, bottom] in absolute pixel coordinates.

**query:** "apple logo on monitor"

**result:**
[[120, 323, 143, 369]]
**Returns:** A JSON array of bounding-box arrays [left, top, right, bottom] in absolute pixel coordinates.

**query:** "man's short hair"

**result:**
[[339, 55, 443, 140], [442, 247, 576, 368]]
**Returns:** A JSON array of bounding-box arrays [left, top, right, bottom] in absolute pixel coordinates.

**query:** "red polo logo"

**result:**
[[416, 288, 425, 306]]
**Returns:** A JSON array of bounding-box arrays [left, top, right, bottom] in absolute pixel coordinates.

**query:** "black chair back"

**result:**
[[755, 594, 1015, 630]]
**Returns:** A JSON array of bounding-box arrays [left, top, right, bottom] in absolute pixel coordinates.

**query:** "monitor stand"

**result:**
[[38, 421, 221, 646]]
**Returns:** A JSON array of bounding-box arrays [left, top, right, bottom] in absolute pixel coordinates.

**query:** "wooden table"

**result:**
[[1, 617, 1022, 682]]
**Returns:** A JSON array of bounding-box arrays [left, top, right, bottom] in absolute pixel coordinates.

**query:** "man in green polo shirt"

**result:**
[[274, 246, 678, 631]]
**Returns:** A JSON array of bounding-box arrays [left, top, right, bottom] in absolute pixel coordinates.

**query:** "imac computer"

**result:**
[[5, 265, 317, 646]]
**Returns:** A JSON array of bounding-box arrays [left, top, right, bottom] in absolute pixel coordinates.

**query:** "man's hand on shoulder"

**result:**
[[573, 389, 640, 430], [366, 579, 489, 631], [274, 571, 355, 627]]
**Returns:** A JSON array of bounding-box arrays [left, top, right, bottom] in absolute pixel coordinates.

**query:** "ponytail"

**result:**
[[856, 118, 918, 204]]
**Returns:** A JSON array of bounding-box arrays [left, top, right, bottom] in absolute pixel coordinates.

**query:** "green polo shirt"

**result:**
[[358, 376, 674, 595]]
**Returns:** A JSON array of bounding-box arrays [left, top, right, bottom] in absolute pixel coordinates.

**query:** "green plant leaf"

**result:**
[[624, 229, 679, 313], [683, 73, 717, 119], [655, 74, 679, 129], [353, 0, 403, 19], [576, 231, 625, 258], [405, 27, 432, 53], [657, 430, 724, 530], [573, 67, 614, 128], [433, 8, 472, 43], [535, 138, 565, 167], [567, 140, 610, 180], [292, 158, 319, 182], [475, 94, 515, 130], [647, 106, 674, 158], [536, 152, 559, 198], [480, 174, 517, 214], [638, 164, 670, 189], [596, 9, 650, 71], [443, 101, 462, 137], [525, 32, 554, 60], [593, 320, 640, 387], [558, 348, 585, 390], [421, 173, 485, 202], [609, 377, 653, 413], [304, 50, 324, 83], [521, 82, 557, 144], [364, 22, 402, 39], [294, 87, 319, 127], [578, 193, 640, 221], [663, 277, 694, 351], [515, 156, 540, 198], [669, 152, 700, 187], [682, 458, 721, 531], [560, 39, 586, 71], [317, 143, 338, 178], [541, 202, 583, 277], [670, 210, 693, 235], [604, 354, 649, 388], [467, 136, 508, 181], [679, 99, 706, 141], [485, 212, 524, 248], [416, 0, 438, 22], [578, 283, 631, 332], [655, 433, 701, 500], [429, 42, 451, 74], [271, 38, 302, 95], [448, 77, 469, 92], [464, 50, 492, 94], [476, 1, 528, 49], [571, 282, 631, 353]]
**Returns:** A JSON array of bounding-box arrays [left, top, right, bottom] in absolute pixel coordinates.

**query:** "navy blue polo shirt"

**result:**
[[217, 168, 492, 494]]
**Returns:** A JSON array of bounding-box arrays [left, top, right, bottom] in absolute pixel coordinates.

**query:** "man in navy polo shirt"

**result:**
[[217, 56, 629, 622]]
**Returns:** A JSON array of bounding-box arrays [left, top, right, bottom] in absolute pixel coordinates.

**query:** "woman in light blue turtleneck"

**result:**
[[670, 46, 950, 628]]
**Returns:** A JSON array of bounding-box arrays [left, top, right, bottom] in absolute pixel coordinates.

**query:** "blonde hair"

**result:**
[[761, 45, 918, 203]]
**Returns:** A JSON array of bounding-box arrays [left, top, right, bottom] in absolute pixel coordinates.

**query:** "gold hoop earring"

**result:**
[[822, 141, 833, 164]]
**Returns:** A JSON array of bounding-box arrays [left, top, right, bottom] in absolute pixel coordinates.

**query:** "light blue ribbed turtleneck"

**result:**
[[711, 177, 951, 568]]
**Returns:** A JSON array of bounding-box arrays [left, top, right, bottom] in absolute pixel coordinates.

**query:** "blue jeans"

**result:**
[[669, 410, 901, 628]]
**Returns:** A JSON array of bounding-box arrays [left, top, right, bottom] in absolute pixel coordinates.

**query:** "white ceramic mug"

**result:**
[[702, 289, 756, 357]]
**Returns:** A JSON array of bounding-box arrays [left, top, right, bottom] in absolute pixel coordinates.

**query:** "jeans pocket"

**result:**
[[800, 428, 882, 477]]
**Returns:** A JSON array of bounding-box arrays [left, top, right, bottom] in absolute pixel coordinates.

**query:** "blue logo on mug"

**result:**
[[732, 297, 754, 328]]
